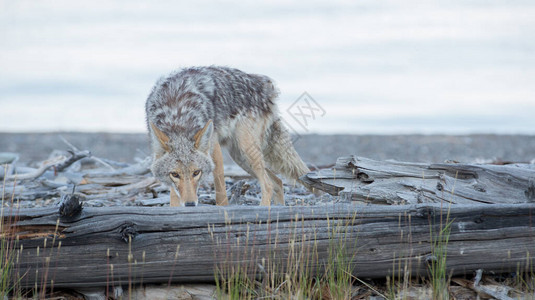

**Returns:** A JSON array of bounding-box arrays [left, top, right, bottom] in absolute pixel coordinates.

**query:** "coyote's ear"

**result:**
[[150, 123, 171, 152], [193, 120, 214, 153]]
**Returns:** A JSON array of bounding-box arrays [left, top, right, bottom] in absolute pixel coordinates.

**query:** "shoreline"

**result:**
[[1, 132, 534, 166]]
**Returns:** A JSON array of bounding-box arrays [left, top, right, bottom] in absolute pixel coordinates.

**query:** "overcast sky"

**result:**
[[1, 0, 534, 134]]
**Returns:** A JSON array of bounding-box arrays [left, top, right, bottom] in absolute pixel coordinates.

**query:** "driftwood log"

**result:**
[[302, 156, 535, 205], [4, 203, 534, 289]]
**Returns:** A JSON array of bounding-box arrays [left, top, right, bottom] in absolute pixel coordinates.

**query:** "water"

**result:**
[[1, 0, 534, 134]]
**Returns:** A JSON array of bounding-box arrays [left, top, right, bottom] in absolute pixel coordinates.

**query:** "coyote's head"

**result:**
[[149, 120, 214, 207]]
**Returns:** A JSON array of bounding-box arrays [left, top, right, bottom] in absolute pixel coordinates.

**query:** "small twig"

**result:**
[[81, 177, 158, 201], [98, 158, 129, 168], [116, 177, 157, 193], [1, 153, 19, 176], [56, 150, 91, 172], [473, 269, 514, 300], [88, 156, 116, 171], [59, 135, 115, 171], [83, 156, 151, 177], [59, 135, 78, 151]]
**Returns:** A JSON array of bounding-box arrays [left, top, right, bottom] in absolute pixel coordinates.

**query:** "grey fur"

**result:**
[[146, 66, 277, 142]]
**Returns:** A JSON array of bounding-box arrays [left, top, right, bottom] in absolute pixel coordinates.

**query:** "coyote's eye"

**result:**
[[170, 172, 180, 179], [192, 170, 201, 177]]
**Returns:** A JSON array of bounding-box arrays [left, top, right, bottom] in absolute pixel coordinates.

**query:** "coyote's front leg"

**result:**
[[212, 140, 229, 206]]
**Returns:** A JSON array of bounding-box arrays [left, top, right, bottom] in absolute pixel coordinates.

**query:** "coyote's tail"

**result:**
[[264, 119, 310, 185]]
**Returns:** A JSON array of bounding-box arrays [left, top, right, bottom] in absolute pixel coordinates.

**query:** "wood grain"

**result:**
[[4, 203, 534, 288], [302, 156, 535, 205]]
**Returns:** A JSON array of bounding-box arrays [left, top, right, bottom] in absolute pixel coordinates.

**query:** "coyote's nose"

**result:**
[[185, 202, 196, 207]]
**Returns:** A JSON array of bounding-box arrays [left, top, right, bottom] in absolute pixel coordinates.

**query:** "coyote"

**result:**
[[145, 66, 310, 207]]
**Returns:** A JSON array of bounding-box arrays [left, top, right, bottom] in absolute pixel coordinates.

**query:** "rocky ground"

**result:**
[[2, 132, 535, 166], [2, 132, 535, 209]]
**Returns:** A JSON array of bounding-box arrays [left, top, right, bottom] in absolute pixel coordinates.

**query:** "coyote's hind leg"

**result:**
[[234, 123, 273, 206], [266, 168, 284, 205]]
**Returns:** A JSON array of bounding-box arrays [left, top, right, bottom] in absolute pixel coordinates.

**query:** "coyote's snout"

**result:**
[[145, 66, 310, 207]]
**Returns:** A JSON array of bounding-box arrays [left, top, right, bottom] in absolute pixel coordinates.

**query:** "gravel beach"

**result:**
[[2, 132, 534, 208], [1, 132, 535, 166]]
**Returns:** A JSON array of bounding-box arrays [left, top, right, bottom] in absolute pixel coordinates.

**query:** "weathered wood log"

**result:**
[[4, 203, 534, 288], [302, 156, 535, 205]]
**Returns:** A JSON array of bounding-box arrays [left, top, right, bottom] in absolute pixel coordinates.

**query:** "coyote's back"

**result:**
[[146, 66, 310, 207], [146, 66, 278, 142]]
